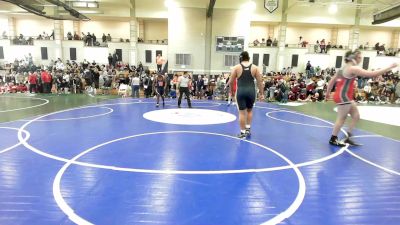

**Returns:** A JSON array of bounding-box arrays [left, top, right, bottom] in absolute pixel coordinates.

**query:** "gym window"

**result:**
[[224, 55, 239, 67], [176, 54, 191, 66]]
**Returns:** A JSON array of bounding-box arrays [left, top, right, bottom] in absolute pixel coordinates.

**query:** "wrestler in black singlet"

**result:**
[[236, 64, 256, 110]]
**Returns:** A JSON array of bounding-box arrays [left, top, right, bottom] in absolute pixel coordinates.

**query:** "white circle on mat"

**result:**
[[143, 109, 236, 125]]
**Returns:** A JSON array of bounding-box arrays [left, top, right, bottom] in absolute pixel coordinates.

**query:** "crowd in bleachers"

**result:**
[[65, 31, 131, 46], [1, 31, 55, 45], [0, 56, 136, 95], [260, 65, 400, 104], [251, 37, 400, 56], [1, 55, 399, 104]]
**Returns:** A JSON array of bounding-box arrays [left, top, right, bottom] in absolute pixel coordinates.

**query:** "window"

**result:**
[[41, 47, 48, 60], [252, 53, 259, 66], [263, 54, 270, 67], [70, 48, 76, 60], [224, 55, 239, 67], [0, 46, 4, 59], [176, 54, 191, 66], [145, 50, 152, 63]]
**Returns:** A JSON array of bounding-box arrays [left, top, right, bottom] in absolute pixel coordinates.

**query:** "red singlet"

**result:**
[[231, 79, 237, 94], [333, 69, 355, 105]]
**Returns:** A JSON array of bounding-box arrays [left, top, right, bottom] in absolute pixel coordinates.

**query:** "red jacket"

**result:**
[[41, 71, 51, 83], [28, 73, 37, 84]]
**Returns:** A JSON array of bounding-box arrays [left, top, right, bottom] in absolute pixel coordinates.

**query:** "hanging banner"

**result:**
[[265, 0, 279, 13]]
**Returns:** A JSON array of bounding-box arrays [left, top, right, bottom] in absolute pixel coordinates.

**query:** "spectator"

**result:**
[[82, 32, 87, 43], [55, 59, 64, 71], [2, 31, 7, 39], [112, 52, 119, 67], [379, 44, 386, 55], [49, 30, 54, 40], [131, 74, 140, 98], [86, 32, 92, 46], [365, 42, 369, 50], [261, 38, 266, 46], [28, 71, 37, 93], [82, 59, 89, 69], [28, 53, 33, 66], [306, 61, 312, 78], [41, 69, 52, 93], [272, 38, 278, 47], [375, 42, 380, 54], [314, 40, 319, 53], [92, 33, 97, 44], [266, 36, 272, 46], [320, 39, 326, 53], [67, 32, 73, 40], [107, 34, 112, 42], [326, 42, 332, 52], [102, 33, 107, 43], [108, 54, 113, 66], [156, 54, 163, 72], [73, 32, 80, 40], [253, 39, 260, 46]]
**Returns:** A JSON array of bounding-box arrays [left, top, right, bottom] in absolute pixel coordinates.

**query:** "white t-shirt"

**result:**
[[178, 76, 190, 88], [203, 78, 209, 86], [131, 77, 140, 86], [364, 85, 371, 93], [316, 80, 325, 90]]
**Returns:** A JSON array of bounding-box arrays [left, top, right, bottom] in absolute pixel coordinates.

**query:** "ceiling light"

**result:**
[[78, 10, 103, 14], [0, 10, 11, 13], [328, 4, 338, 14], [164, 0, 178, 8]]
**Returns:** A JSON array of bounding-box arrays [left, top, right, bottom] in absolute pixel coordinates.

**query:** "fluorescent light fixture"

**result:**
[[0, 10, 11, 13], [68, 1, 99, 8], [328, 4, 338, 14], [78, 10, 103, 14], [164, 0, 178, 8], [242, 1, 257, 11]]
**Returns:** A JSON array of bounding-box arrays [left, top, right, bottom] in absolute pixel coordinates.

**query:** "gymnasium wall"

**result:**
[[15, 18, 54, 37], [137, 43, 169, 70], [0, 39, 56, 64], [358, 29, 393, 47], [63, 20, 74, 36], [135, 0, 168, 19], [0, 17, 8, 33], [337, 28, 350, 46], [249, 23, 274, 43], [246, 46, 400, 74], [61, 42, 131, 65], [210, 8, 251, 73], [285, 26, 332, 46], [143, 20, 168, 41], [167, 7, 207, 73]]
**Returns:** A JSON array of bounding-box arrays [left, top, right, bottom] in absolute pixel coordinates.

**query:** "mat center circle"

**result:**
[[143, 109, 236, 125]]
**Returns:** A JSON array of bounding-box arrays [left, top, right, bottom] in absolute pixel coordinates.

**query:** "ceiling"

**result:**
[[0, 0, 399, 24]]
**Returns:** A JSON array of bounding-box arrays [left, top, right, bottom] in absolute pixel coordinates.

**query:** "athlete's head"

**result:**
[[345, 50, 362, 65], [239, 51, 250, 63]]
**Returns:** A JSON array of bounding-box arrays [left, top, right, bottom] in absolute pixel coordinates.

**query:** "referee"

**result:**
[[177, 72, 192, 108], [228, 51, 264, 139]]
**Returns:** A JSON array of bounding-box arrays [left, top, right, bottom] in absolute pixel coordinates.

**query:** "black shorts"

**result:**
[[237, 87, 256, 110], [157, 87, 165, 96]]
